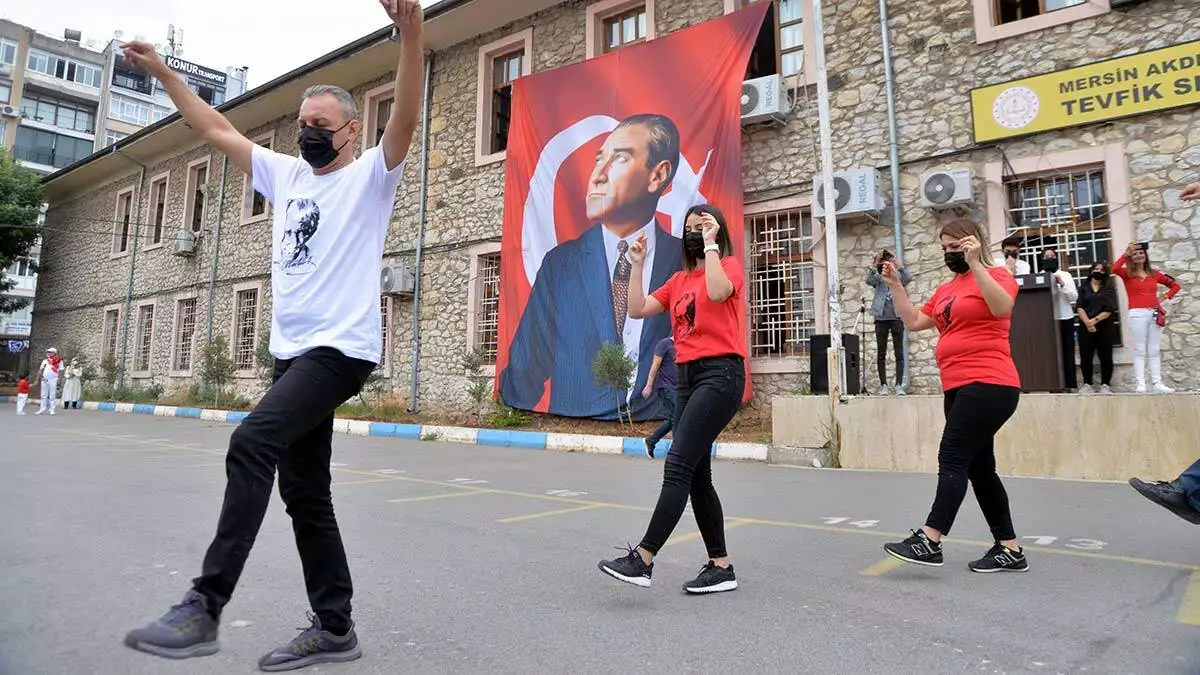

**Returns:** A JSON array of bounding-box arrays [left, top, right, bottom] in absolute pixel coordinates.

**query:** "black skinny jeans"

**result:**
[[874, 319, 904, 386], [193, 347, 375, 633], [924, 382, 1020, 542], [1078, 321, 1115, 386], [639, 356, 744, 559]]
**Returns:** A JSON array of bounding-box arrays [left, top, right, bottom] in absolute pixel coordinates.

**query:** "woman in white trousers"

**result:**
[[1113, 243, 1182, 393]]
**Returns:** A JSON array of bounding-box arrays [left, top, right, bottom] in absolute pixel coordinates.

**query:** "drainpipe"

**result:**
[[205, 155, 229, 350], [115, 151, 145, 390], [878, 0, 911, 390], [407, 52, 435, 414]]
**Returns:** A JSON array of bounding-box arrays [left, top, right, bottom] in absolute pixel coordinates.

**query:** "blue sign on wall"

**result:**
[[6, 340, 29, 354]]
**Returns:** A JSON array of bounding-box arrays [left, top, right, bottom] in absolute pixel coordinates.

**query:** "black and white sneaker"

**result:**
[[884, 529, 944, 567], [683, 561, 738, 594], [598, 545, 653, 588], [645, 439, 656, 459], [968, 542, 1029, 573]]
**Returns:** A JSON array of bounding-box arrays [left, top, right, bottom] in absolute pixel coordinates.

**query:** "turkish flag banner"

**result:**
[[495, 3, 768, 420]]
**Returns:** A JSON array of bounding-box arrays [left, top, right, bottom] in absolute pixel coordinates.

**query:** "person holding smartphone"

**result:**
[[866, 250, 912, 395], [1113, 242, 1181, 393], [878, 218, 1028, 573]]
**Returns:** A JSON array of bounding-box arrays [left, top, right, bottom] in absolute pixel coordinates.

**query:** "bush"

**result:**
[[489, 405, 531, 429], [86, 382, 164, 404], [462, 347, 495, 424], [183, 382, 251, 410], [591, 342, 636, 427]]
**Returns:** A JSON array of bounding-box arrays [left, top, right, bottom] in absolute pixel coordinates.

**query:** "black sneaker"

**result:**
[[968, 542, 1029, 573], [884, 529, 944, 567], [123, 590, 220, 659], [683, 561, 738, 594], [257, 614, 362, 672], [1129, 478, 1200, 525], [598, 545, 653, 588], [645, 439, 656, 458]]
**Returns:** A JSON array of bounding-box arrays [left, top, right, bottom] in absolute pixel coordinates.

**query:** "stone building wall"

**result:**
[[30, 0, 1200, 417]]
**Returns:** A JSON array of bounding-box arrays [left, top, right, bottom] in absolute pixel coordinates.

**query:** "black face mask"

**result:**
[[1091, 271, 1107, 281], [298, 120, 351, 169], [944, 251, 970, 274], [1004, 250, 1018, 259], [684, 231, 707, 259], [1043, 260, 1059, 273]]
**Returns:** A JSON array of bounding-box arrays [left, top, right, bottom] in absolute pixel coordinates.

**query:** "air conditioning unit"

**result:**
[[740, 75, 788, 125], [173, 229, 197, 257], [381, 263, 415, 296], [918, 168, 974, 209], [0, 105, 19, 118], [812, 169, 886, 217]]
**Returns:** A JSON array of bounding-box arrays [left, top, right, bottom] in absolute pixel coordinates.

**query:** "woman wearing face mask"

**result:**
[[598, 204, 747, 594], [879, 219, 1028, 573], [1076, 262, 1119, 394], [1041, 250, 1078, 391], [1113, 243, 1182, 393]]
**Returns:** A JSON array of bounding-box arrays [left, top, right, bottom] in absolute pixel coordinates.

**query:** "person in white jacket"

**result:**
[[61, 358, 84, 409], [1041, 250, 1079, 391], [31, 347, 63, 415]]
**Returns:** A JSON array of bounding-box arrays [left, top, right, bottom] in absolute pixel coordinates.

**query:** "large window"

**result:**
[[242, 133, 274, 222], [472, 252, 501, 362], [26, 50, 102, 88], [109, 93, 151, 125], [748, 209, 816, 358], [148, 175, 169, 246], [995, 0, 1085, 24], [490, 51, 524, 154], [102, 309, 120, 362], [5, 257, 37, 278], [1004, 167, 1110, 287], [0, 83, 10, 104], [233, 288, 259, 371], [19, 92, 97, 133], [603, 6, 647, 52], [372, 97, 393, 147], [134, 304, 155, 373], [0, 39, 16, 66], [113, 189, 134, 254], [13, 127, 93, 168], [738, 0, 808, 82], [185, 159, 209, 233], [173, 298, 198, 373]]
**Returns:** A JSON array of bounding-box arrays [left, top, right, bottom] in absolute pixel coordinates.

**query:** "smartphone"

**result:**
[[1138, 242, 1149, 251]]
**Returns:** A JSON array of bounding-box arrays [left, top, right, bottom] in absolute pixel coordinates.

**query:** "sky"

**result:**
[[2, 0, 439, 88]]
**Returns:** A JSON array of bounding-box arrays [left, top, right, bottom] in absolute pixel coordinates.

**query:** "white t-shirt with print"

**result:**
[[251, 144, 405, 364], [39, 359, 61, 381]]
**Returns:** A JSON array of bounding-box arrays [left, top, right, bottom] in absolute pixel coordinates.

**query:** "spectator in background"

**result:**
[[866, 250, 912, 395], [642, 336, 677, 458], [996, 235, 1032, 276], [1113, 242, 1182, 393], [1076, 262, 1119, 395], [1041, 250, 1078, 391]]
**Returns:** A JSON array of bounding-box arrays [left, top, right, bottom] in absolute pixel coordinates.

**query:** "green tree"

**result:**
[[592, 342, 636, 428], [462, 346, 494, 424], [198, 334, 236, 395], [0, 148, 44, 314]]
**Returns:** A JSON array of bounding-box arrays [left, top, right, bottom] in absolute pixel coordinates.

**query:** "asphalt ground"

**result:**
[[1, 408, 1197, 674]]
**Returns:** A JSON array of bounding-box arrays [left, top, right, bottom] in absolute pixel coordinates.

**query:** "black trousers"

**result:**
[[924, 383, 1020, 542], [639, 356, 744, 559], [1078, 322, 1115, 387], [193, 347, 374, 633], [874, 319, 904, 386], [646, 387, 677, 446], [1058, 319, 1078, 389]]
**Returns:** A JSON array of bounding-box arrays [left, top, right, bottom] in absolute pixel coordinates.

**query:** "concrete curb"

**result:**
[[0, 395, 769, 462]]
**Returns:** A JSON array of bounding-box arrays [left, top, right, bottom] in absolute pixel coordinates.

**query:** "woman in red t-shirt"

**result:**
[[598, 204, 747, 595], [1113, 242, 1182, 393], [879, 218, 1028, 573]]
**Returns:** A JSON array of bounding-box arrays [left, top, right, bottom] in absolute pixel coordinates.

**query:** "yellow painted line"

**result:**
[[497, 504, 606, 523], [661, 519, 753, 548], [860, 557, 905, 576], [1177, 571, 1200, 625], [331, 478, 401, 488], [389, 490, 497, 504]]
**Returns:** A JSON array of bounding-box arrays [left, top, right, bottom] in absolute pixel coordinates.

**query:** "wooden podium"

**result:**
[[1009, 273, 1065, 392]]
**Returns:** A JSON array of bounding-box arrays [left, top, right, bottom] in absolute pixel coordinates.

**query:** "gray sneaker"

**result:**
[[258, 614, 362, 672], [123, 590, 220, 659]]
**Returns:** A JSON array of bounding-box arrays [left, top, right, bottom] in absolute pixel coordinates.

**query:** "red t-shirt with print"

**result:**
[[651, 256, 749, 364], [921, 266, 1021, 392]]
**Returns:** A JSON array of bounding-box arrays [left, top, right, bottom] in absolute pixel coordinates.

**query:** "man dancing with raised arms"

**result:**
[[121, 1, 424, 670]]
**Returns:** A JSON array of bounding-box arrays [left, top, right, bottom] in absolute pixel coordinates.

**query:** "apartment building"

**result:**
[[27, 0, 1200, 422]]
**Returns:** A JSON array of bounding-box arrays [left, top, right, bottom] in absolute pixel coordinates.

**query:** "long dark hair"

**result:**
[[1088, 262, 1116, 291], [682, 204, 732, 272], [1128, 247, 1155, 276]]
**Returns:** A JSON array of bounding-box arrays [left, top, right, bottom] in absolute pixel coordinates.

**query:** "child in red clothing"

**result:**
[[16, 374, 30, 415]]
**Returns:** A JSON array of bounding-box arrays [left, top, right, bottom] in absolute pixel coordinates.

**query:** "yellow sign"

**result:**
[[971, 40, 1200, 143]]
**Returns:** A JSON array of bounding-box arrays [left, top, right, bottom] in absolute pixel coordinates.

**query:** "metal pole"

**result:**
[[877, 0, 910, 391], [116, 162, 145, 390], [407, 52, 434, 413], [205, 155, 229, 349], [812, 0, 844, 403]]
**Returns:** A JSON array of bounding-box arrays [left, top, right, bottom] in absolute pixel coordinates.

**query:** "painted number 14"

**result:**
[[1022, 536, 1106, 551], [822, 517, 880, 528]]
